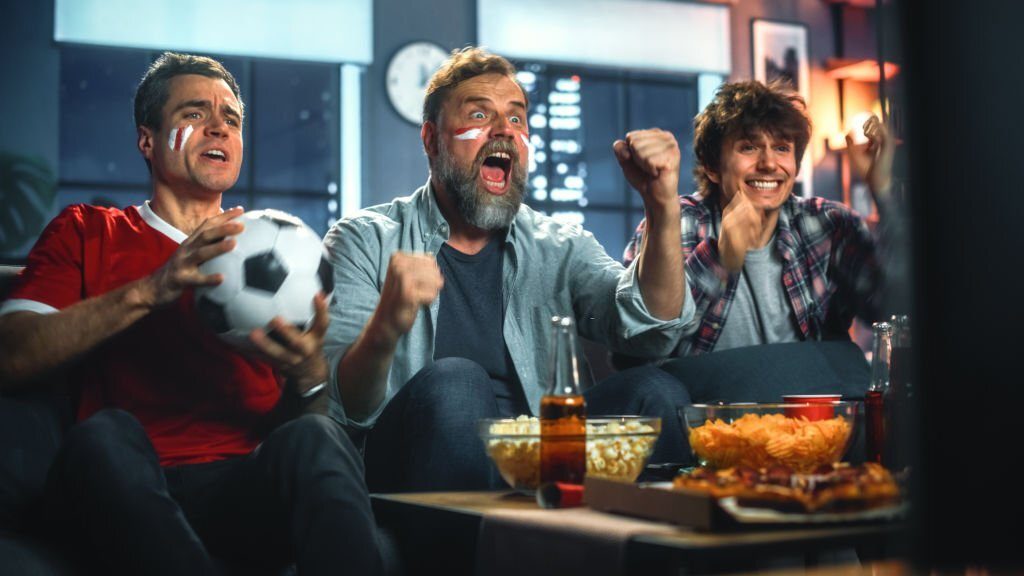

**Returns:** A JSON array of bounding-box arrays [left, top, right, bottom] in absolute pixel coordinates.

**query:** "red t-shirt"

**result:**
[[2, 203, 282, 466]]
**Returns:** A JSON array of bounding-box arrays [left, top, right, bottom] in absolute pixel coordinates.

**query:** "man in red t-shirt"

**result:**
[[0, 53, 380, 575]]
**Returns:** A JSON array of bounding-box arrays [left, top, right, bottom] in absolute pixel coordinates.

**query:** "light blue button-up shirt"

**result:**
[[322, 181, 694, 428]]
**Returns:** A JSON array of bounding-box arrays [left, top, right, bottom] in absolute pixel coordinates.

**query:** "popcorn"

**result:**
[[484, 416, 658, 490]]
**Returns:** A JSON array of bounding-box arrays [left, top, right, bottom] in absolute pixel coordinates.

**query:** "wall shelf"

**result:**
[[826, 58, 899, 82]]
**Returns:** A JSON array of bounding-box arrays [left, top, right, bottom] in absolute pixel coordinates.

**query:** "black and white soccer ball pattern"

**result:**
[[194, 209, 334, 349]]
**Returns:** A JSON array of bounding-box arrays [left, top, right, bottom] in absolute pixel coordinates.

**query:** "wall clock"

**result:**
[[386, 41, 448, 125]]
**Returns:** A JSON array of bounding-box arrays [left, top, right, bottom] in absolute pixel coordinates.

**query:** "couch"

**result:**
[[0, 265, 79, 574]]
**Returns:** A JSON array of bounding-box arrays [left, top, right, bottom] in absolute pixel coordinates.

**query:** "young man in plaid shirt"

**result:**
[[625, 80, 895, 356]]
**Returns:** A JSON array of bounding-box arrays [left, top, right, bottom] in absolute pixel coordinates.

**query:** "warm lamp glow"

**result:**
[[827, 104, 882, 150]]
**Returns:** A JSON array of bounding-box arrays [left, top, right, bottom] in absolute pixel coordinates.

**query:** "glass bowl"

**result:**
[[479, 415, 661, 492], [680, 402, 857, 473]]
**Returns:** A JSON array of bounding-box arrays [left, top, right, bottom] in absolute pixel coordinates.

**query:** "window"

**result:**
[[515, 62, 698, 261], [249, 58, 341, 232]]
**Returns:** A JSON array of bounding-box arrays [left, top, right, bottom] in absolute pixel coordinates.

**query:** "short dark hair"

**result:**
[[133, 52, 243, 131], [422, 46, 527, 124], [693, 80, 811, 198]]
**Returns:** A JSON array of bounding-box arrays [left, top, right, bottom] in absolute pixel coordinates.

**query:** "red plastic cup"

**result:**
[[783, 394, 841, 421]]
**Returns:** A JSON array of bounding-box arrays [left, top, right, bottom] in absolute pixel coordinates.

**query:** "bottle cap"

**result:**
[[536, 482, 584, 509]]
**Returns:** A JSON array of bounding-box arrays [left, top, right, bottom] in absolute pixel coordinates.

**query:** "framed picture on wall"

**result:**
[[751, 18, 813, 198]]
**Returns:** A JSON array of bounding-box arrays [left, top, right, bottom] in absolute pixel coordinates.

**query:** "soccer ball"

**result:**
[[194, 209, 334, 349]]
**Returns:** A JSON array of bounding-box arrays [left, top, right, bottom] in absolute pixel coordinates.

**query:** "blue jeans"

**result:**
[[363, 359, 692, 493], [364, 358, 508, 492], [46, 409, 382, 576]]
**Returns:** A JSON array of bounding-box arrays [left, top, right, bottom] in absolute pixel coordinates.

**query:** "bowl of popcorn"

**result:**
[[681, 402, 857, 473], [479, 415, 661, 492]]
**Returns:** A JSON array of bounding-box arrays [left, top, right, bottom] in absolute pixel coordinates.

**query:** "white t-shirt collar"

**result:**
[[137, 200, 188, 244]]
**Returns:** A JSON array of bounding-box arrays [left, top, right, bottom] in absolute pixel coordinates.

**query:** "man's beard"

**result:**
[[434, 138, 526, 231]]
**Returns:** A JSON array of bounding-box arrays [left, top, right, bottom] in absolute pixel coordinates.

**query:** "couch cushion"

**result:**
[[0, 397, 69, 533], [0, 532, 78, 576], [660, 340, 870, 403], [0, 265, 23, 302]]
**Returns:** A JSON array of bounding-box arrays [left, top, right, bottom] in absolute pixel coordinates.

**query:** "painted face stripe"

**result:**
[[168, 125, 194, 152], [520, 133, 535, 166], [180, 125, 193, 150], [454, 127, 486, 140]]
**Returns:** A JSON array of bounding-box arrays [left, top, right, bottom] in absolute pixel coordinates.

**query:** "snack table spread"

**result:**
[[371, 489, 905, 576]]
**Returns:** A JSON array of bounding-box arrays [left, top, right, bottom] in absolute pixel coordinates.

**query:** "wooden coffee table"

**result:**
[[371, 491, 906, 576]]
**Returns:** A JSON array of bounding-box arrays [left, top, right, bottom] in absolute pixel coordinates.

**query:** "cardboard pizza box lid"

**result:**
[[584, 476, 734, 531]]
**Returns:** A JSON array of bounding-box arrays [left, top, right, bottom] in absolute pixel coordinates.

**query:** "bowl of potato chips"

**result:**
[[681, 402, 857, 473], [479, 415, 661, 492]]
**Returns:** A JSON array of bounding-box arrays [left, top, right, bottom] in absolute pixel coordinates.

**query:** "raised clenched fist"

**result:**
[[718, 188, 765, 273], [613, 128, 681, 211], [375, 251, 444, 341]]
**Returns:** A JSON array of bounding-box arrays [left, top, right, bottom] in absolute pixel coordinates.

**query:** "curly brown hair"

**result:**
[[693, 80, 810, 198], [422, 46, 527, 124]]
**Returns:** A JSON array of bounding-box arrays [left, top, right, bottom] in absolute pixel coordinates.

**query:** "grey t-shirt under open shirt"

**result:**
[[433, 238, 528, 416], [714, 233, 802, 352]]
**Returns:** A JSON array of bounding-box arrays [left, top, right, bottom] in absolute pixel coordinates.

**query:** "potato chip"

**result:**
[[688, 413, 852, 472]]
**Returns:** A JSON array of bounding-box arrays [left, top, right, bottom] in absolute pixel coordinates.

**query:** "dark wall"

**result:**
[[0, 2, 60, 261], [365, 0, 475, 208], [0, 1, 59, 169]]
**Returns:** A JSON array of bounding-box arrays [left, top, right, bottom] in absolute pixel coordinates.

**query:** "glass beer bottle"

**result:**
[[865, 321, 892, 464], [884, 314, 913, 470], [540, 316, 587, 485]]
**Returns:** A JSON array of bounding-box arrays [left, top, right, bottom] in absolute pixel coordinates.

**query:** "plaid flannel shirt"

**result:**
[[624, 193, 884, 355]]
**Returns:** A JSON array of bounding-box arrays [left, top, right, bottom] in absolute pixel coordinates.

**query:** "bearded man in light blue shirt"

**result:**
[[323, 47, 695, 492]]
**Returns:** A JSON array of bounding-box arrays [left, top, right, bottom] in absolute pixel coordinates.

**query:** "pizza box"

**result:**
[[584, 476, 907, 532], [584, 476, 734, 531]]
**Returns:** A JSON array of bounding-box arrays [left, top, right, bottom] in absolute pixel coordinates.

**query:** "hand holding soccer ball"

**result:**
[[143, 207, 246, 307], [194, 209, 334, 350]]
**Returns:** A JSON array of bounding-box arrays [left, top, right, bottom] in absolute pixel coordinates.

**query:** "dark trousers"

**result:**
[[364, 358, 505, 492], [46, 409, 382, 576], [363, 358, 692, 493]]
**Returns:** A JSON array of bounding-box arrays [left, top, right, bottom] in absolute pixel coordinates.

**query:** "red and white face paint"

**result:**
[[454, 126, 487, 141], [519, 133, 535, 169], [167, 125, 194, 152]]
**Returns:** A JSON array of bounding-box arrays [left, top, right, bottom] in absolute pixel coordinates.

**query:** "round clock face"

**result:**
[[386, 41, 449, 125]]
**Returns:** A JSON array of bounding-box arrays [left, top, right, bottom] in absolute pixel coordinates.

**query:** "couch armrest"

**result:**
[[0, 395, 72, 534]]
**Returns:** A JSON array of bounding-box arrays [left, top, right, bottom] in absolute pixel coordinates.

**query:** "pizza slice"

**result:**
[[673, 462, 901, 513]]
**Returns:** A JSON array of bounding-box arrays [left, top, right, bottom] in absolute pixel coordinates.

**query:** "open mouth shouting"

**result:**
[[200, 148, 230, 164], [479, 150, 513, 194]]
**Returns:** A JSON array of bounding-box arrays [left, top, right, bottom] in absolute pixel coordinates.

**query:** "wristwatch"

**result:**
[[299, 381, 327, 399]]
